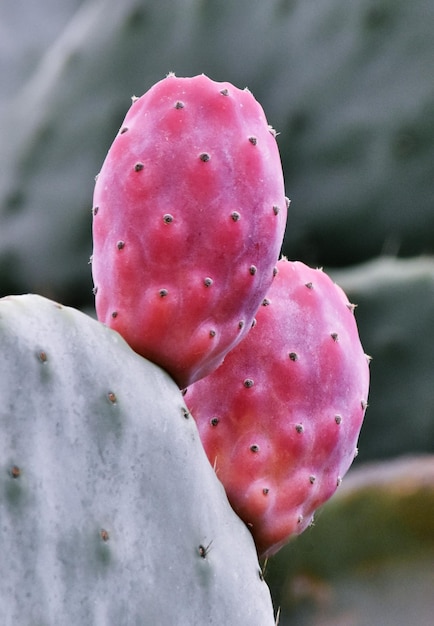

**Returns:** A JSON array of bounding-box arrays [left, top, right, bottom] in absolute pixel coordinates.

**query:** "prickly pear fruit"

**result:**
[[185, 258, 370, 558], [0, 294, 275, 625], [92, 73, 287, 389]]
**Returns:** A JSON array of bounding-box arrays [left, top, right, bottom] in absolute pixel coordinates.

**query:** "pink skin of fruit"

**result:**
[[91, 73, 287, 389], [184, 258, 370, 558]]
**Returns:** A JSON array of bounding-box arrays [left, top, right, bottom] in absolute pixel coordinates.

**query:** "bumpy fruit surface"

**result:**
[[185, 259, 370, 558], [92, 73, 287, 389]]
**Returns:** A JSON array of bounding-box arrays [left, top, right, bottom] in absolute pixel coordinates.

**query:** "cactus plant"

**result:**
[[0, 294, 275, 625]]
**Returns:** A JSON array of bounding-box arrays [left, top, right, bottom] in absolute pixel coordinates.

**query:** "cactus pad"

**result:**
[[0, 294, 275, 624]]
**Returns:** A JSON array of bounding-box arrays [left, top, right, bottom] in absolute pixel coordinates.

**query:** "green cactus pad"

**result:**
[[0, 294, 275, 625]]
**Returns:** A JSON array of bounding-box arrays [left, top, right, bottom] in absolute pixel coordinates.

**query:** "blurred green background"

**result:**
[[1, 1, 433, 623]]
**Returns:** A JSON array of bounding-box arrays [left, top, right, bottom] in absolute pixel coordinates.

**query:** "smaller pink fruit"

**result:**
[[185, 258, 370, 557]]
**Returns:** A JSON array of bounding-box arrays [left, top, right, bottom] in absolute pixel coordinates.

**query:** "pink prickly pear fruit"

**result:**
[[91, 73, 288, 389], [184, 258, 370, 558]]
